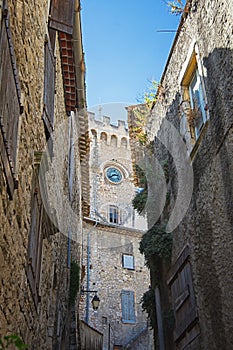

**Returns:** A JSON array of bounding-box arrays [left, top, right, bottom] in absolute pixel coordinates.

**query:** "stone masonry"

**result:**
[[0, 1, 88, 349], [129, 0, 233, 349]]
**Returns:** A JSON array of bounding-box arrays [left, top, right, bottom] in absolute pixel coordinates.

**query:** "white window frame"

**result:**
[[122, 254, 135, 270], [109, 205, 120, 224]]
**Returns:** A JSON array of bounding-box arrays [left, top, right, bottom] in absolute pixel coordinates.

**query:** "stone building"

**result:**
[[0, 0, 89, 349], [128, 0, 233, 349], [88, 112, 147, 231], [79, 114, 153, 349]]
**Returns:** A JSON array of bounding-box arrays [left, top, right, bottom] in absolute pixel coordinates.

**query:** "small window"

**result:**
[[121, 290, 136, 324], [122, 254, 134, 270], [109, 205, 119, 224], [102, 316, 107, 325]]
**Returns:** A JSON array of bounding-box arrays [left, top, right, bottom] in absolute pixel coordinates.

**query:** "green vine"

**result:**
[[141, 288, 157, 329], [139, 224, 173, 266], [143, 80, 160, 109], [139, 224, 172, 330], [132, 164, 148, 215], [69, 260, 80, 306], [0, 335, 28, 350]]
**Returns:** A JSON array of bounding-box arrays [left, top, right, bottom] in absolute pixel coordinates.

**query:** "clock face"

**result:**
[[106, 167, 122, 183]]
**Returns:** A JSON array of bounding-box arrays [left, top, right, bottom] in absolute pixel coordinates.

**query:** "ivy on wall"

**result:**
[[132, 164, 148, 215], [139, 224, 173, 266], [139, 224, 173, 329]]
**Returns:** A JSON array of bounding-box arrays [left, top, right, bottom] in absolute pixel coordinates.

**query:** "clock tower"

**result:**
[[88, 112, 147, 230]]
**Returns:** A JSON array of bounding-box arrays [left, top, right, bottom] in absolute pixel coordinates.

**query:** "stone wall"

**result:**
[[79, 220, 153, 350], [0, 0, 85, 348], [142, 0, 233, 349]]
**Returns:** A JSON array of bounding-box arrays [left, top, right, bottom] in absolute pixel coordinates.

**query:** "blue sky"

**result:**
[[81, 0, 180, 120]]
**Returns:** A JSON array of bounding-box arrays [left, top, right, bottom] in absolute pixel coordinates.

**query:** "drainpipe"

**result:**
[[85, 230, 91, 324]]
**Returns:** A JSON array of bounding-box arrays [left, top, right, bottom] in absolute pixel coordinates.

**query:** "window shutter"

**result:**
[[43, 36, 55, 134], [49, 0, 74, 34], [128, 291, 136, 322], [121, 290, 136, 323], [27, 167, 43, 307], [0, 5, 23, 198], [167, 247, 199, 342]]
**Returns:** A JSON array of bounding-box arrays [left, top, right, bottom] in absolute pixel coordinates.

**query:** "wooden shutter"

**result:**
[[167, 246, 199, 343], [0, 5, 23, 198], [49, 0, 74, 34], [27, 168, 43, 307], [43, 36, 55, 133], [121, 290, 136, 323]]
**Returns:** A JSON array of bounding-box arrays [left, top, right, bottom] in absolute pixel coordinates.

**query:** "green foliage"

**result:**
[[69, 260, 80, 306], [139, 225, 173, 330], [130, 106, 149, 145], [143, 80, 160, 108], [141, 288, 157, 329], [0, 335, 28, 350], [132, 190, 148, 216], [132, 164, 148, 215], [139, 224, 172, 267]]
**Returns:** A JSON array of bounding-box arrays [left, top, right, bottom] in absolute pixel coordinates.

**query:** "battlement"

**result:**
[[88, 111, 127, 131]]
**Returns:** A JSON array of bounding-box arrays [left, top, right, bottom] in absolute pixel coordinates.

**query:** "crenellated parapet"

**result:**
[[88, 111, 129, 149]]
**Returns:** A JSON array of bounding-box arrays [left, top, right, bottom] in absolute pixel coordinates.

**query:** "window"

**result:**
[[121, 290, 136, 323], [188, 68, 207, 138], [122, 254, 134, 270], [181, 53, 207, 142], [109, 205, 120, 224], [0, 3, 23, 198]]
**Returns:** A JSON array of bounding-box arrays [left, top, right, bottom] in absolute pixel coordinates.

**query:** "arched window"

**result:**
[[100, 132, 107, 144], [121, 137, 127, 148], [111, 135, 117, 147]]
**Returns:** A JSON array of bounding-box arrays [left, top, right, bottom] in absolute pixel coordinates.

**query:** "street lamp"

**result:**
[[92, 293, 100, 310], [81, 289, 100, 311]]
